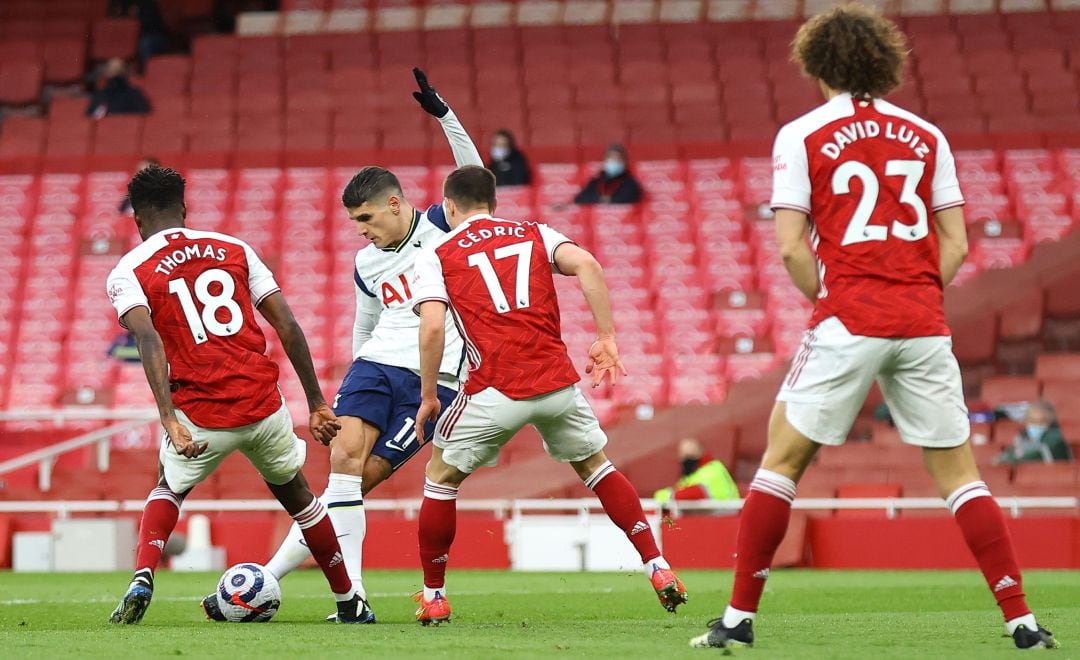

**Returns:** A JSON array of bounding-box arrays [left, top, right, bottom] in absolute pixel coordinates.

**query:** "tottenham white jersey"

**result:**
[[353, 204, 466, 383]]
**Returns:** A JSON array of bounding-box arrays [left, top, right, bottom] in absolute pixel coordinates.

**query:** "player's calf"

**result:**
[[580, 456, 687, 612], [109, 483, 183, 624]]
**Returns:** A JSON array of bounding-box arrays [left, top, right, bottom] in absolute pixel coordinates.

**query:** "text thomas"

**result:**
[[154, 243, 228, 275]]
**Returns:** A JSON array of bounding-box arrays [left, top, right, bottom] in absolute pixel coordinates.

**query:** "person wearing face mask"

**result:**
[[86, 58, 151, 119], [653, 438, 739, 510], [573, 144, 643, 205], [487, 129, 531, 186], [992, 400, 1072, 465]]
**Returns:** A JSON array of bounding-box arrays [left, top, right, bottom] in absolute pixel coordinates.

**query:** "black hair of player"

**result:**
[[792, 3, 908, 99], [126, 164, 186, 217], [342, 166, 403, 208], [443, 165, 497, 212]]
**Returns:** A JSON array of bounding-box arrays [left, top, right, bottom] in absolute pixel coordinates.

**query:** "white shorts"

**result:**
[[435, 385, 608, 474], [160, 403, 306, 493], [777, 316, 970, 448]]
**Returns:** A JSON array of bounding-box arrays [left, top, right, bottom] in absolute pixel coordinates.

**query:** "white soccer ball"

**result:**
[[215, 563, 281, 622]]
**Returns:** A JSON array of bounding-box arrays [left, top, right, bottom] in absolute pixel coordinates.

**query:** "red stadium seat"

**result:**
[[90, 18, 139, 61], [0, 61, 42, 106], [1035, 354, 1080, 383], [92, 115, 143, 169], [42, 35, 86, 84], [998, 294, 1044, 342], [979, 375, 1040, 407]]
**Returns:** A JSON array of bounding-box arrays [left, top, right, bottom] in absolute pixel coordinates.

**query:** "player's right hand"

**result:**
[[309, 404, 341, 446], [411, 67, 450, 118], [165, 420, 206, 458], [415, 397, 442, 444], [585, 337, 628, 388]]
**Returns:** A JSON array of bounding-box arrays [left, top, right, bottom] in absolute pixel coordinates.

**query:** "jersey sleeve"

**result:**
[[770, 124, 812, 213], [426, 203, 452, 232], [437, 109, 484, 167], [243, 243, 281, 305], [410, 247, 449, 315], [106, 264, 149, 328], [537, 223, 574, 263], [930, 133, 964, 211]]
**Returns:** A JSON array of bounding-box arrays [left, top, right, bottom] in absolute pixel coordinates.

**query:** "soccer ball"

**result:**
[[214, 563, 281, 622]]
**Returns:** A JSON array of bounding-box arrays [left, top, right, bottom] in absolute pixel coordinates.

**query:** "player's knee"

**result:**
[[571, 451, 608, 481], [328, 443, 366, 476], [361, 455, 394, 494], [425, 457, 467, 486]]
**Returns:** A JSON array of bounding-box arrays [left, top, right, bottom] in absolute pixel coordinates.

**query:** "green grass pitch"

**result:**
[[1, 569, 1077, 658]]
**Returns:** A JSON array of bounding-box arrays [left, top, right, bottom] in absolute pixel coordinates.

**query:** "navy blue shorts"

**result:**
[[332, 359, 458, 471]]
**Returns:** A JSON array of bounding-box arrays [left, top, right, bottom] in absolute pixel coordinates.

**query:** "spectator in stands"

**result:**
[[111, 0, 170, 63], [653, 438, 739, 509], [574, 144, 643, 205], [107, 331, 141, 363], [86, 58, 151, 119], [487, 129, 531, 187], [992, 400, 1073, 465], [119, 158, 160, 214]]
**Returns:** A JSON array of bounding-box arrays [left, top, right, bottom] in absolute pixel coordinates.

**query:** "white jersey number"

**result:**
[[835, 159, 929, 246], [168, 268, 244, 344], [467, 241, 533, 314]]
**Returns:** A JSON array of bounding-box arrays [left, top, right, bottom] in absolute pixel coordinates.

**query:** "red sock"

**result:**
[[419, 478, 458, 589], [586, 462, 661, 563], [949, 482, 1030, 621], [730, 469, 795, 612], [294, 499, 352, 596], [135, 487, 181, 577]]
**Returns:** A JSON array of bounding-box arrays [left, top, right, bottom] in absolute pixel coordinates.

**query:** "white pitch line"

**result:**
[[0, 586, 617, 607]]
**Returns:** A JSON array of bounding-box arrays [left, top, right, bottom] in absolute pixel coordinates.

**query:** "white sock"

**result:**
[[264, 516, 309, 581], [722, 605, 756, 629], [642, 555, 671, 576], [264, 473, 366, 588], [1006, 613, 1038, 635], [323, 473, 367, 600], [423, 586, 446, 602], [333, 588, 356, 602]]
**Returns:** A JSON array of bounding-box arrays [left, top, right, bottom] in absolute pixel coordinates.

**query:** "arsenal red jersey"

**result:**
[[771, 93, 965, 338], [411, 215, 581, 399], [107, 227, 283, 428]]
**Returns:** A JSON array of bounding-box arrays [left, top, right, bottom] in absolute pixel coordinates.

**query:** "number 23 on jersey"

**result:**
[[834, 159, 928, 246]]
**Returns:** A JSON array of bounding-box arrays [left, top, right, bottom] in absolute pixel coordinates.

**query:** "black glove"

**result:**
[[411, 67, 450, 118]]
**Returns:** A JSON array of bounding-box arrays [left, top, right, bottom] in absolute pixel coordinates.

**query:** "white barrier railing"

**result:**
[[0, 497, 1075, 519], [0, 408, 158, 422], [0, 417, 156, 491]]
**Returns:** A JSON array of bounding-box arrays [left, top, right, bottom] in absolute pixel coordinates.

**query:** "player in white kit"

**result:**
[[257, 68, 482, 620]]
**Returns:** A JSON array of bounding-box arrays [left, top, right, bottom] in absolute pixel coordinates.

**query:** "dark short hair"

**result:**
[[792, 3, 908, 98], [127, 164, 185, 215], [341, 166, 402, 208], [493, 129, 517, 148], [443, 165, 496, 212]]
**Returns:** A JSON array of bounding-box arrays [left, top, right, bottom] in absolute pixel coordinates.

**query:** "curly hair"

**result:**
[[792, 3, 908, 98], [126, 164, 186, 215]]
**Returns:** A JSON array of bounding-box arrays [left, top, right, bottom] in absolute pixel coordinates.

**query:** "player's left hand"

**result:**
[[416, 397, 442, 444], [309, 404, 341, 446], [412, 67, 450, 118], [585, 337, 628, 388]]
